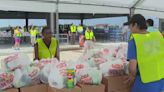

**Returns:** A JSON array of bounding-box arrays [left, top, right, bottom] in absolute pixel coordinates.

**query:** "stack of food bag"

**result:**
[[78, 43, 128, 77], [0, 43, 128, 90]]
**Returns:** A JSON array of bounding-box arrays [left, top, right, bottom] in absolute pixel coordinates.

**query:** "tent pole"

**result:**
[[55, 0, 59, 40], [50, 12, 55, 34]]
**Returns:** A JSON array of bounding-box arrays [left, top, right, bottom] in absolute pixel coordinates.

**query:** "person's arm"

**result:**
[[92, 32, 96, 42], [124, 60, 137, 86], [93, 36, 96, 42], [124, 39, 137, 86], [13, 30, 16, 37], [34, 43, 39, 60], [68, 31, 71, 36], [55, 40, 60, 60]]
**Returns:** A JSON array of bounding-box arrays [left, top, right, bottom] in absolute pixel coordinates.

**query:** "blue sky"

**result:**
[[59, 16, 128, 27], [0, 19, 47, 27], [0, 16, 159, 28]]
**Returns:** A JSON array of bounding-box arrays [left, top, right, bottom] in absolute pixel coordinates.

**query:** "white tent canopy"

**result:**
[[0, 0, 164, 18]]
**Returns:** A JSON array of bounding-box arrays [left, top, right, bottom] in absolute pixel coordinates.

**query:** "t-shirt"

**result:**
[[147, 27, 158, 32], [127, 38, 164, 92]]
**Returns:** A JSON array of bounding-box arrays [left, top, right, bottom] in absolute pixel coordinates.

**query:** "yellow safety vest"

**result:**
[[30, 30, 37, 37], [85, 30, 94, 40], [70, 25, 77, 33], [37, 38, 57, 59], [77, 26, 83, 32], [15, 29, 22, 38], [133, 31, 164, 83]]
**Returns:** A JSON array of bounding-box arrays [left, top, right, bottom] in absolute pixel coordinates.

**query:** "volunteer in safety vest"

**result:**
[[30, 26, 38, 46], [84, 27, 96, 53], [34, 27, 59, 60], [124, 14, 164, 92], [69, 24, 77, 44], [14, 26, 22, 50]]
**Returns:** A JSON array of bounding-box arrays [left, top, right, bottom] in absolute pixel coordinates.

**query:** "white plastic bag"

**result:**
[[37, 58, 59, 69], [0, 71, 14, 90], [1, 53, 31, 71], [75, 62, 90, 76], [13, 66, 40, 88], [48, 69, 65, 89], [77, 68, 102, 85], [13, 69, 30, 88], [40, 63, 51, 84], [99, 59, 125, 77], [22, 66, 40, 85], [48, 62, 67, 89]]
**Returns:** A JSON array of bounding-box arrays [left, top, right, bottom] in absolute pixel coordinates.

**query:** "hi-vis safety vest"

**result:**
[[37, 38, 57, 59], [132, 31, 164, 83], [70, 25, 77, 33], [15, 29, 22, 38], [30, 30, 37, 37], [85, 30, 94, 40]]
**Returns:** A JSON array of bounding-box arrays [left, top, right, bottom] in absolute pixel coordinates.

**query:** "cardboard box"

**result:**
[[78, 84, 105, 92], [3, 88, 19, 92], [20, 84, 48, 92], [48, 86, 81, 92], [102, 76, 131, 92]]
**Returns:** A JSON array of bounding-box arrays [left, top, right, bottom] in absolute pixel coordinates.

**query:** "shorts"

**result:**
[[15, 38, 21, 43]]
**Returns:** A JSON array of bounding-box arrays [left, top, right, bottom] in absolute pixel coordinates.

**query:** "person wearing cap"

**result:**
[[124, 14, 164, 92]]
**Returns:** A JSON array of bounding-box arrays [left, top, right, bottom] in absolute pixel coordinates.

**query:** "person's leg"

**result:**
[[86, 41, 92, 52], [14, 38, 17, 49], [31, 36, 33, 45], [32, 36, 35, 46], [90, 41, 94, 49], [70, 33, 73, 44], [84, 41, 88, 54], [15, 42, 18, 49], [34, 36, 36, 44], [31, 36, 34, 46], [72, 33, 74, 44], [73, 33, 76, 44], [17, 38, 21, 49]]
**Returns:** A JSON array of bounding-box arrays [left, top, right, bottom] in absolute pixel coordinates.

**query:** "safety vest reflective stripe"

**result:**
[[70, 25, 77, 33], [85, 30, 94, 40], [133, 31, 164, 83], [37, 38, 57, 59]]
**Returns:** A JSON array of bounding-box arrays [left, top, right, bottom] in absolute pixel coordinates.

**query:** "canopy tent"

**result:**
[[0, 0, 164, 18]]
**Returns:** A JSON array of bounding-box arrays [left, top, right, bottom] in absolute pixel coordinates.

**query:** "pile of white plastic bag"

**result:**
[[78, 43, 128, 77], [0, 53, 42, 90], [0, 43, 128, 90]]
